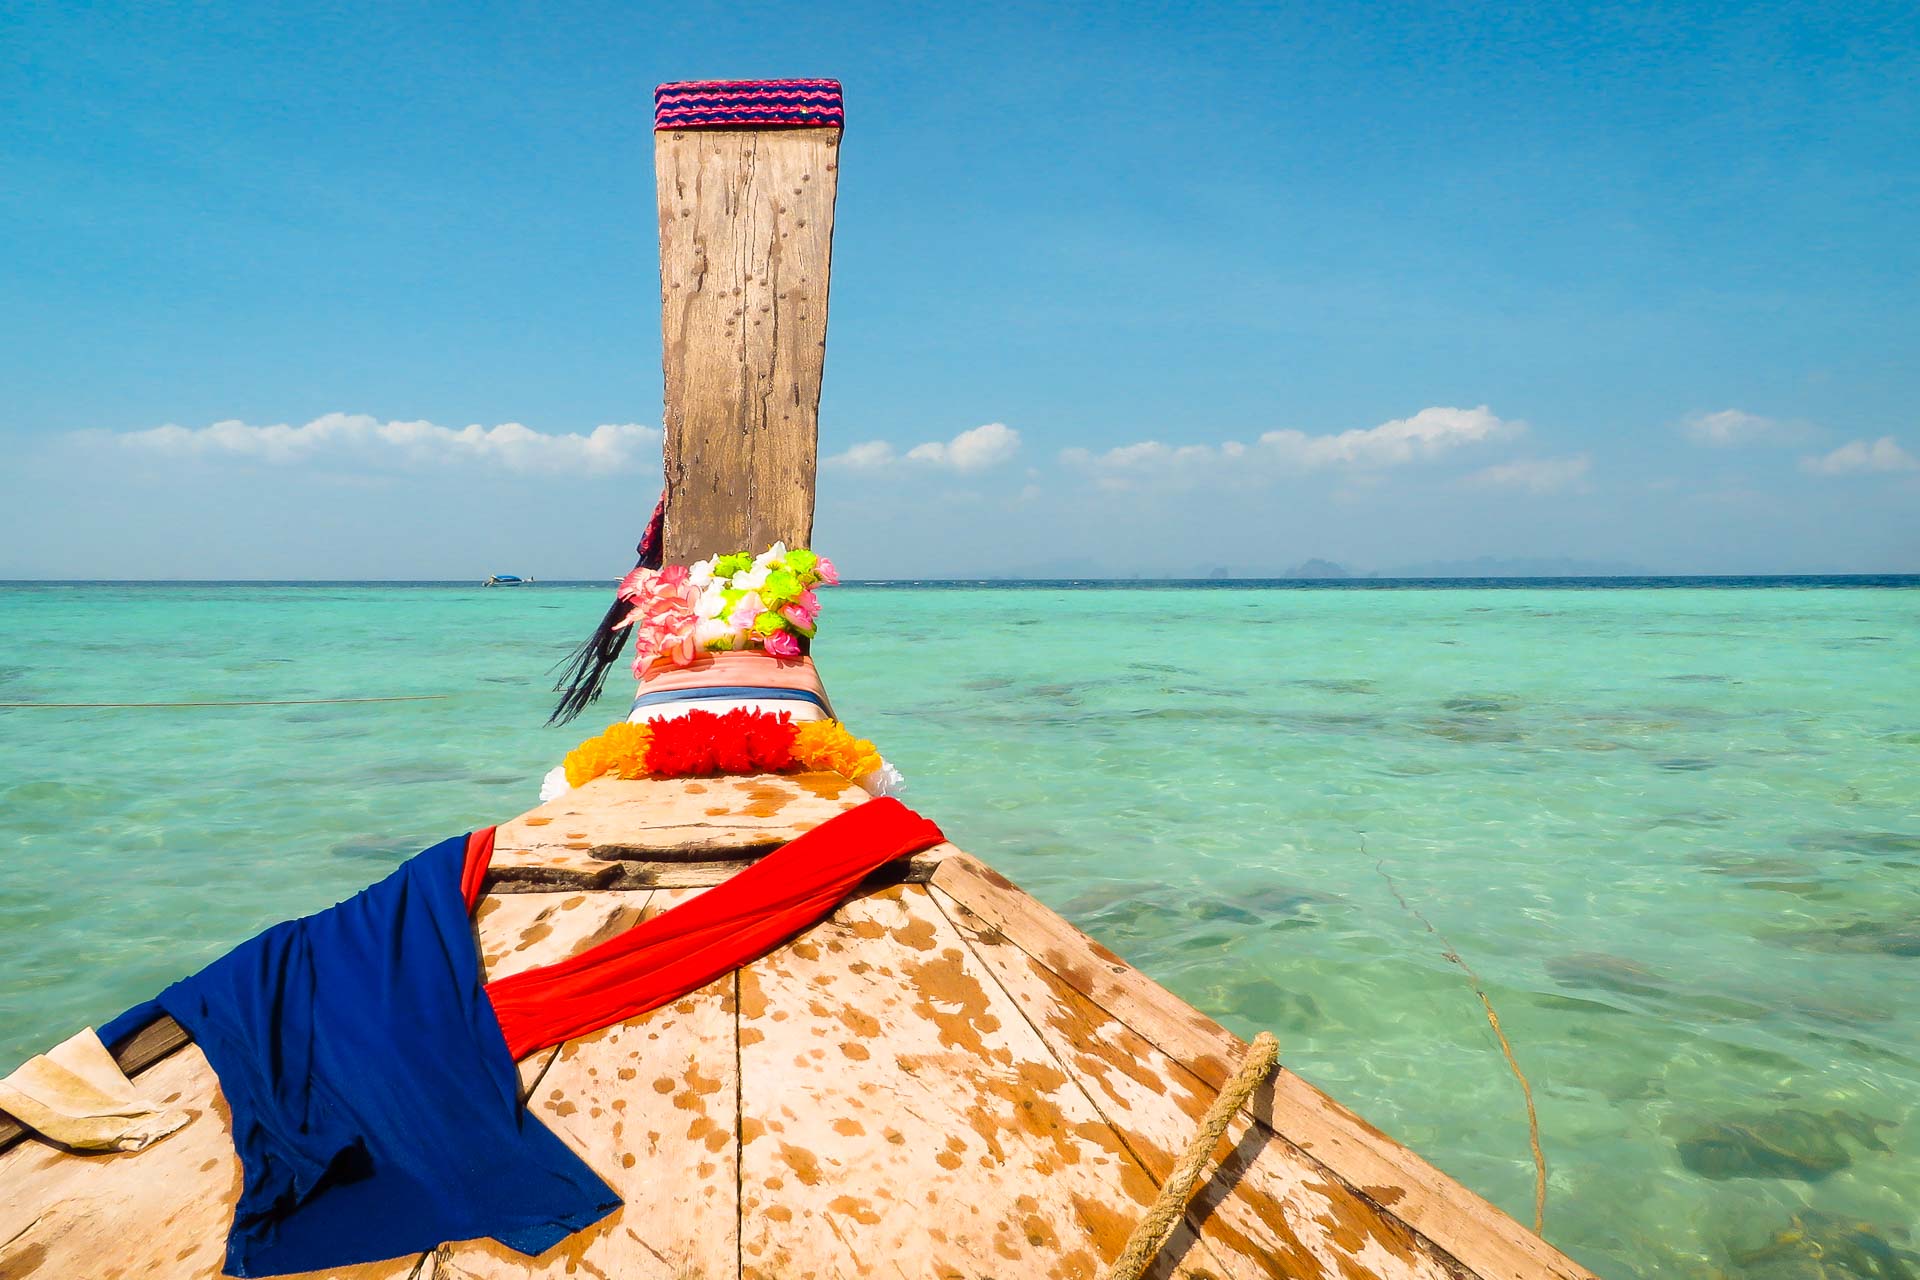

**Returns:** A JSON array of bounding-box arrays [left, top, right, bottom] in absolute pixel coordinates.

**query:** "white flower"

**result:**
[[734, 565, 770, 591], [858, 759, 906, 798], [539, 765, 570, 803], [688, 558, 715, 587], [696, 583, 729, 618], [753, 541, 788, 570], [694, 617, 735, 647]]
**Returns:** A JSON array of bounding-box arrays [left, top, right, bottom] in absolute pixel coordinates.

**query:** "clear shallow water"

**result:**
[[2, 580, 1916, 1278]]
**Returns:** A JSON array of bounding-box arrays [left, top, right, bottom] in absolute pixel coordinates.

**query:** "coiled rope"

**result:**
[[1105, 1030, 1280, 1280]]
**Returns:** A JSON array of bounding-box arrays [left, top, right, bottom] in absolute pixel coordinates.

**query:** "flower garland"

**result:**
[[615, 543, 838, 675], [563, 707, 884, 789]]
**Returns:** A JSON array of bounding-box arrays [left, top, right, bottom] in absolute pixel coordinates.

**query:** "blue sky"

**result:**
[[3, 0, 1915, 578]]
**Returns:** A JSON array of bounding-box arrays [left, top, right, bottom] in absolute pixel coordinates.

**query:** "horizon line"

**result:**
[[5, 573, 1918, 586]]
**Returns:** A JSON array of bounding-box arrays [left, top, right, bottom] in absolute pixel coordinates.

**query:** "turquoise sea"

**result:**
[[2, 579, 1916, 1278]]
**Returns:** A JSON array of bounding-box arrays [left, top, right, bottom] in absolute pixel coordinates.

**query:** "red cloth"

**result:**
[[482, 797, 944, 1059], [460, 827, 496, 911]]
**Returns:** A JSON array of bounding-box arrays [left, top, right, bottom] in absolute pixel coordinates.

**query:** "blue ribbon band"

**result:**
[[629, 686, 830, 717]]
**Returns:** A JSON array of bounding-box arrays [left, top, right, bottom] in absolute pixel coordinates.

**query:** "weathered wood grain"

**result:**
[[476, 888, 663, 1098], [930, 854, 1596, 1280], [449, 888, 739, 1280], [655, 125, 839, 563], [476, 889, 657, 983], [735, 882, 1223, 1280], [0, 829, 1586, 1280], [934, 886, 1469, 1280], [0, 890, 672, 1280], [488, 774, 868, 888], [487, 851, 944, 894], [0, 1045, 416, 1280]]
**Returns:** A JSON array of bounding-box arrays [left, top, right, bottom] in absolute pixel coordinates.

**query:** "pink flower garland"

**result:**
[[613, 564, 701, 669], [616, 546, 840, 673]]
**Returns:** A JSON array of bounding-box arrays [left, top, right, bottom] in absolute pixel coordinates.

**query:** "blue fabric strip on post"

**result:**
[[629, 685, 830, 715]]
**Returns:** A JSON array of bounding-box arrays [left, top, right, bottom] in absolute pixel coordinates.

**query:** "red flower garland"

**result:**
[[643, 708, 797, 777]]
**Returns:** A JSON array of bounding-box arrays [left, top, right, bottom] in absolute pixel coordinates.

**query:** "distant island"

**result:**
[[1225, 555, 1654, 579], [1282, 559, 1351, 578], [1371, 555, 1653, 578], [943, 554, 1664, 580]]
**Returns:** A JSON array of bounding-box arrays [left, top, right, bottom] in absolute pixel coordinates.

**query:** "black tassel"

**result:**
[[547, 494, 665, 725]]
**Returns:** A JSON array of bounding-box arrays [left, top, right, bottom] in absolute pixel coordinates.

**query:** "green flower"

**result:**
[[712, 552, 752, 578], [752, 611, 788, 637], [761, 568, 801, 607], [785, 548, 819, 578]]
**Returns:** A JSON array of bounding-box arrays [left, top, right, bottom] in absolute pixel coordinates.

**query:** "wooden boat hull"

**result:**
[[0, 775, 1592, 1280]]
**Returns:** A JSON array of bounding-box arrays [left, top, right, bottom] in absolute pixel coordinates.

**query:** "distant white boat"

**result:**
[[482, 574, 533, 587]]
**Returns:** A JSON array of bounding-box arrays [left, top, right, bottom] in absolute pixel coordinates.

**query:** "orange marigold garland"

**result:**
[[790, 719, 882, 781], [561, 708, 885, 789], [562, 721, 653, 788]]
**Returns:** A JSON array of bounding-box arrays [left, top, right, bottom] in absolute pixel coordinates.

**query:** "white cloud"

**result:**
[[1799, 436, 1919, 476], [828, 422, 1021, 473], [829, 440, 900, 469], [98, 413, 661, 474], [1467, 454, 1592, 494], [1682, 409, 1802, 447], [1059, 405, 1521, 490]]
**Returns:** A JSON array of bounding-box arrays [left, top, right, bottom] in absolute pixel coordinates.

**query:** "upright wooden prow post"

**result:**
[[655, 79, 842, 565]]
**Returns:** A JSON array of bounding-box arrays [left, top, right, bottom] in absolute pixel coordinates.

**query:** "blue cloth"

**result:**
[[100, 834, 619, 1277]]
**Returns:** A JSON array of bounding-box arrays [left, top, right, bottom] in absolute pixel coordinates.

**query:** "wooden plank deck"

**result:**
[[738, 883, 1214, 1280], [452, 887, 741, 1280], [0, 777, 1596, 1280]]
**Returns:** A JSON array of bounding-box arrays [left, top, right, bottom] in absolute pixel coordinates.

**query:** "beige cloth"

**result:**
[[0, 1027, 188, 1152]]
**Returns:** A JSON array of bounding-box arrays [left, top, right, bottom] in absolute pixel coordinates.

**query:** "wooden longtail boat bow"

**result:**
[[0, 78, 1595, 1280]]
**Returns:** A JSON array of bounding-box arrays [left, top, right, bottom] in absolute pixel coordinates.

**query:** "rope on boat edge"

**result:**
[[1105, 1030, 1280, 1280]]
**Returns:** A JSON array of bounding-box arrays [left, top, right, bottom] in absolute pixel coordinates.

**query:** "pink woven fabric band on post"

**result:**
[[636, 651, 827, 698], [654, 79, 843, 130]]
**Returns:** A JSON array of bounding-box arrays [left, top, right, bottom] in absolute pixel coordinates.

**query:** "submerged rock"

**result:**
[[1783, 995, 1893, 1028], [1703, 856, 1819, 878], [1726, 1211, 1918, 1280], [1675, 1107, 1892, 1182], [1767, 913, 1920, 958], [1440, 693, 1522, 713], [1215, 976, 1323, 1031], [1191, 898, 1262, 926], [1190, 883, 1339, 931], [1070, 880, 1338, 947], [328, 836, 421, 865], [1544, 951, 1670, 998], [1792, 830, 1920, 857], [1292, 677, 1377, 695], [1646, 809, 1736, 829], [1742, 880, 1840, 898], [1418, 715, 1525, 744]]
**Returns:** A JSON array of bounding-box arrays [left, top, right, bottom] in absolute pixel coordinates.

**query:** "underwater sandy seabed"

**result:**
[[1, 581, 1915, 1279]]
